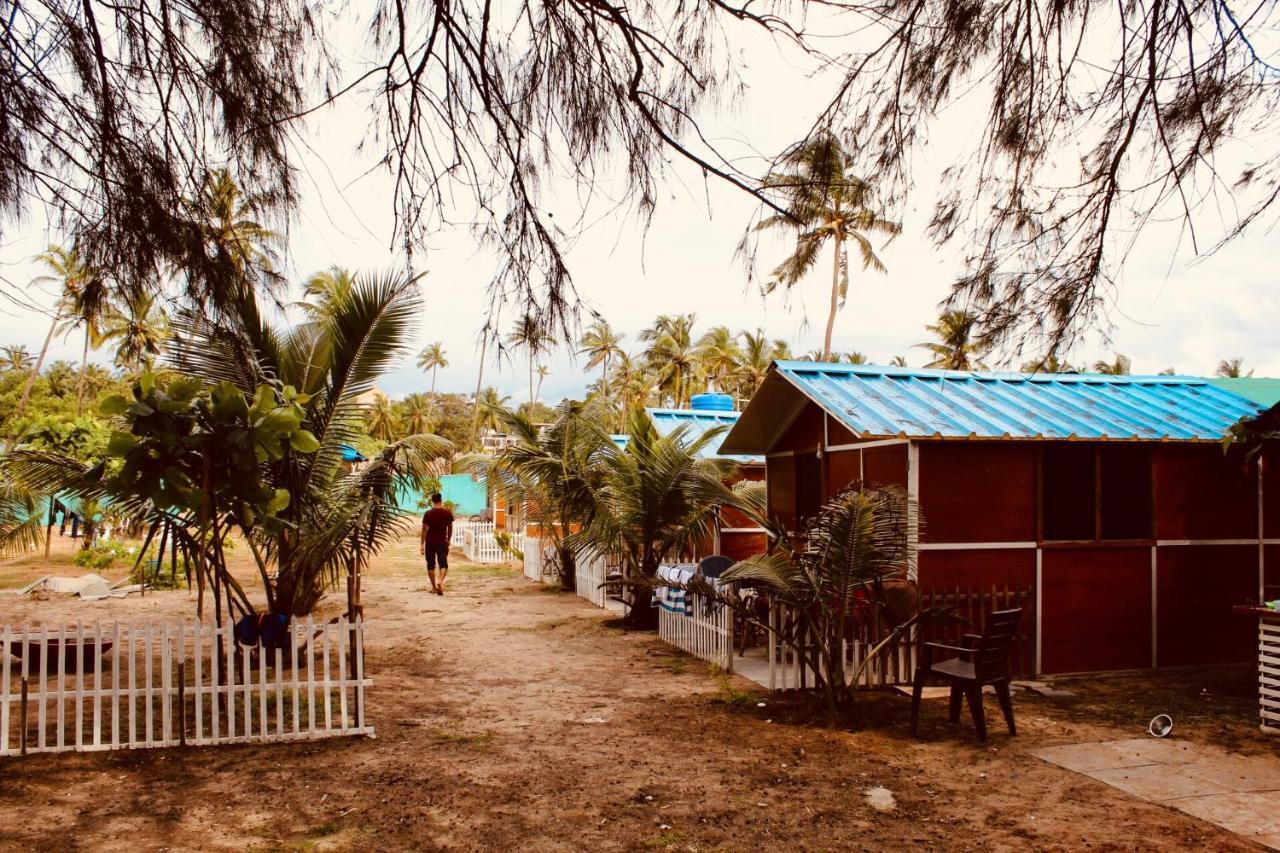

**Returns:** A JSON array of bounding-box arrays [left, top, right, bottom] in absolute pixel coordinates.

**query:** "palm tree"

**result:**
[[843, 351, 869, 364], [1216, 358, 1252, 379], [98, 292, 169, 369], [1092, 354, 1132, 375], [575, 407, 735, 628], [1021, 354, 1077, 374], [416, 342, 449, 398], [485, 400, 613, 591], [506, 314, 554, 411], [297, 267, 355, 321], [577, 320, 624, 403], [695, 325, 744, 394], [888, 355, 908, 367], [752, 132, 901, 361], [916, 310, 986, 370], [0, 346, 35, 374], [534, 364, 550, 405], [401, 393, 435, 435], [738, 329, 774, 400], [606, 351, 652, 419], [189, 169, 280, 309], [771, 340, 794, 362], [640, 314, 698, 407], [365, 392, 401, 441], [12, 245, 100, 428], [38, 246, 111, 416], [475, 387, 511, 435], [804, 348, 836, 363]]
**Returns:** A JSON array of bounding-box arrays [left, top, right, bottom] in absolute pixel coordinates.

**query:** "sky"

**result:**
[[1, 10, 1277, 405]]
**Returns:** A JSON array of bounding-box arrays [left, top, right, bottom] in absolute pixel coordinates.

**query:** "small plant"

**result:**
[[493, 530, 523, 561]]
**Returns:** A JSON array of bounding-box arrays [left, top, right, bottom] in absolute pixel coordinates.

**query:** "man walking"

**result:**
[[420, 492, 454, 595]]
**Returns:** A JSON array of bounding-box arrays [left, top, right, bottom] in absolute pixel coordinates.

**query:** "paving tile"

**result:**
[[1088, 763, 1234, 801], [1180, 755, 1280, 793], [1032, 738, 1198, 773], [1170, 791, 1280, 837]]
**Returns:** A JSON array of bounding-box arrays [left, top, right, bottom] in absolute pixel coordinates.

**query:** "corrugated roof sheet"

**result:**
[[1207, 377, 1280, 408], [770, 361, 1264, 442], [646, 408, 764, 464]]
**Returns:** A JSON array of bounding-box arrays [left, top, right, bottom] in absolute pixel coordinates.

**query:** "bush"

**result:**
[[72, 540, 137, 572]]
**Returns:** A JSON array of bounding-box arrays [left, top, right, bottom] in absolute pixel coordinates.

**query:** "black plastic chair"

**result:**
[[697, 555, 734, 579], [910, 608, 1022, 742]]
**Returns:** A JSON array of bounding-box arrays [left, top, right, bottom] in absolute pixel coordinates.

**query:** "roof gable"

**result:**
[[721, 361, 1264, 454]]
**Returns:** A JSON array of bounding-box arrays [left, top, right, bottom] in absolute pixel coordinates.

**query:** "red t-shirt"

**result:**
[[422, 507, 454, 546]]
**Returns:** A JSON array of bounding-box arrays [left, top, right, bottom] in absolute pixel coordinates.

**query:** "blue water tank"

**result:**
[[690, 392, 734, 412]]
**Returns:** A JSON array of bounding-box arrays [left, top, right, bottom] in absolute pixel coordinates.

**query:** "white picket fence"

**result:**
[[0, 617, 371, 756], [573, 553, 610, 608], [521, 535, 558, 583], [658, 593, 734, 672], [461, 524, 505, 563], [451, 520, 492, 548]]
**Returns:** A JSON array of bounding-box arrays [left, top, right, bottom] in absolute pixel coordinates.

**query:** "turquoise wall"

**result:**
[[398, 473, 488, 517]]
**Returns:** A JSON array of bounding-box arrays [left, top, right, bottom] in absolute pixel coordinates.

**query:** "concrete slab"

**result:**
[[1182, 756, 1280, 793], [1035, 738, 1280, 847], [1090, 763, 1233, 801], [1170, 791, 1280, 838], [1032, 738, 1199, 773]]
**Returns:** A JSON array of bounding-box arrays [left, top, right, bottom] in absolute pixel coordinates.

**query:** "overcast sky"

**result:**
[[1, 12, 1276, 405]]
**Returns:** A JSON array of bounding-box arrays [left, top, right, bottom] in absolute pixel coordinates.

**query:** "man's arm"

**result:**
[[420, 517, 427, 554], [445, 516, 453, 544]]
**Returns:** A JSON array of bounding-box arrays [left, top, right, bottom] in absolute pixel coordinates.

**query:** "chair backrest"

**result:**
[[698, 555, 735, 579], [974, 608, 1022, 680]]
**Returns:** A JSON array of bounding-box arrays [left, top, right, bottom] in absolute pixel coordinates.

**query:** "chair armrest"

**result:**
[[924, 641, 973, 656], [962, 634, 982, 648]]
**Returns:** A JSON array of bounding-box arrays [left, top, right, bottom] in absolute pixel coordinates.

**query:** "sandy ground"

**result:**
[[0, 534, 1267, 851]]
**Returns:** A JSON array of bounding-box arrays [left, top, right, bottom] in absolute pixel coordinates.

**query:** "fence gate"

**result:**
[[0, 617, 372, 757]]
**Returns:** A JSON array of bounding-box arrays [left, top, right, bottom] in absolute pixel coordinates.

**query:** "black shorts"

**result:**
[[425, 543, 449, 571]]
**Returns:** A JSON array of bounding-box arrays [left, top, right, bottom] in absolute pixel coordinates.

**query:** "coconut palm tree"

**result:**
[[401, 393, 435, 435], [416, 342, 449, 399], [916, 310, 986, 370], [695, 325, 744, 394], [752, 133, 901, 361], [606, 351, 652, 420], [365, 392, 401, 441], [297, 267, 355, 321], [484, 400, 613, 591], [737, 329, 774, 400], [771, 340, 794, 362], [534, 364, 550, 405], [1092, 354, 1132, 375], [0, 346, 35, 374], [11, 245, 101, 429], [506, 314, 554, 411], [577, 320, 624, 403], [475, 387, 511, 435], [843, 351, 868, 364], [39, 246, 112, 416], [1021, 354, 1077, 374], [1216, 358, 1252, 379], [188, 169, 280, 310], [98, 292, 169, 369], [640, 314, 698, 407], [575, 406, 736, 628], [888, 355, 908, 367]]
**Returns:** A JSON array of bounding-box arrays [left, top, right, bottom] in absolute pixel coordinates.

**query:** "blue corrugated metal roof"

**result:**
[[771, 361, 1264, 442], [646, 408, 764, 464]]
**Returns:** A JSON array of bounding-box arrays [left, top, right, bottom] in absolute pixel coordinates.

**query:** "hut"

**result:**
[[721, 361, 1271, 675]]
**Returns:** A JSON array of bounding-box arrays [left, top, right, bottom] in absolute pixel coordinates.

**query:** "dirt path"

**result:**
[[0, 537, 1257, 851]]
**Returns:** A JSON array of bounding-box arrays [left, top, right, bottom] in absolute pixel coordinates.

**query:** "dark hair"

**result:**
[[431, 492, 443, 504]]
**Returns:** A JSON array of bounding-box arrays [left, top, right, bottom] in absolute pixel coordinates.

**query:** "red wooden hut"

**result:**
[[721, 361, 1271, 675]]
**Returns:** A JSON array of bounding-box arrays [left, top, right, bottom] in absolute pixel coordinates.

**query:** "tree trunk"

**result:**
[[528, 353, 535, 412], [470, 335, 488, 446], [75, 327, 90, 415], [822, 233, 843, 362], [12, 314, 59, 433]]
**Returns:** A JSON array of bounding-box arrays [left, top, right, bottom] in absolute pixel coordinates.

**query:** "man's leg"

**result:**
[[436, 545, 449, 593], [426, 547, 440, 592]]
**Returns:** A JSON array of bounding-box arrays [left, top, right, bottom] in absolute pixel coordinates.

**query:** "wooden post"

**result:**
[[178, 661, 187, 747], [19, 677, 28, 755]]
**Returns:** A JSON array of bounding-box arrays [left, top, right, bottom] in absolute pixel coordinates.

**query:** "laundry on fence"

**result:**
[[655, 564, 697, 615]]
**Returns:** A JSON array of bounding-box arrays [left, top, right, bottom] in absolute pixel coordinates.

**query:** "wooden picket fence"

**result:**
[[573, 553, 610, 608], [0, 617, 371, 757], [658, 592, 734, 672], [451, 520, 493, 549]]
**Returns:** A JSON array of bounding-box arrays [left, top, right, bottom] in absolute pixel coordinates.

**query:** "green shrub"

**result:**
[[72, 540, 136, 572]]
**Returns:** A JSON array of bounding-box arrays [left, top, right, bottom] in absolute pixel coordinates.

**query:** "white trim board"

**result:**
[[825, 438, 910, 452]]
